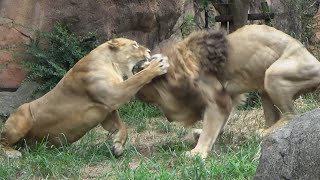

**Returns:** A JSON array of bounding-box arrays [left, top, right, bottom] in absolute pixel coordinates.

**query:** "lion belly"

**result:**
[[162, 105, 204, 127], [157, 90, 205, 126]]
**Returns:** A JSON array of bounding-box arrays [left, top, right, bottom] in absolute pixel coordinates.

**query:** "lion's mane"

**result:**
[[154, 30, 228, 99]]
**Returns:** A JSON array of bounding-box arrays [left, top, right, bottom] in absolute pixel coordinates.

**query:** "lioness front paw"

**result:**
[[185, 149, 208, 159], [111, 143, 124, 158], [144, 54, 169, 76], [2, 147, 22, 159]]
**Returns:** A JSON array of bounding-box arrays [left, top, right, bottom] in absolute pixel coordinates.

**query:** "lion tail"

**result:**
[[184, 30, 228, 75]]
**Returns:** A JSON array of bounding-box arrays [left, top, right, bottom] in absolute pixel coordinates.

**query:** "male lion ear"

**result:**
[[107, 39, 120, 50]]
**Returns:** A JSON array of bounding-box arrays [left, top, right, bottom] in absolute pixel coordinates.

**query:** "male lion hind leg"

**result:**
[[100, 110, 127, 157], [257, 91, 281, 137], [262, 54, 320, 136], [0, 104, 33, 158]]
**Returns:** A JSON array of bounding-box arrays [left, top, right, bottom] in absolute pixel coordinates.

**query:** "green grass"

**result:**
[[119, 99, 163, 132], [0, 136, 257, 179], [2, 95, 318, 179], [0, 131, 260, 179]]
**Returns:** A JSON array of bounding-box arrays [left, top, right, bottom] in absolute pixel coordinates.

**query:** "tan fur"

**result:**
[[0, 38, 169, 158], [137, 25, 320, 158]]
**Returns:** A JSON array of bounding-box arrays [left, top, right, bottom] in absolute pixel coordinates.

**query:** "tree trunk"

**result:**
[[230, 0, 250, 32]]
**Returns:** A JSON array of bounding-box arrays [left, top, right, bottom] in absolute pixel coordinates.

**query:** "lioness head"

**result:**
[[107, 38, 151, 77]]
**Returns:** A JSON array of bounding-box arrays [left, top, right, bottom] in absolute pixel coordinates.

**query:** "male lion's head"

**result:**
[[106, 38, 151, 77]]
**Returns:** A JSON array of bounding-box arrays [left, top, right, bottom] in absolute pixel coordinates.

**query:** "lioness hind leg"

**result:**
[[0, 104, 33, 158], [100, 110, 127, 157]]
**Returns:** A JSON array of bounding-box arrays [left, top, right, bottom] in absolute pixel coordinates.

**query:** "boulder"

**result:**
[[0, 81, 40, 122], [255, 109, 320, 179]]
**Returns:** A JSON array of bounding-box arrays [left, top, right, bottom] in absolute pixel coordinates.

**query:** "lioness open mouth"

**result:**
[[132, 54, 166, 75], [132, 59, 148, 74]]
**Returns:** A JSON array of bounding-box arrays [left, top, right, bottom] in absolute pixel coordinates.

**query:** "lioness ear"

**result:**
[[107, 39, 120, 50]]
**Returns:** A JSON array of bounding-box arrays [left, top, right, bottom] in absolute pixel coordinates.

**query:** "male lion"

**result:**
[[135, 25, 320, 159], [0, 38, 169, 158]]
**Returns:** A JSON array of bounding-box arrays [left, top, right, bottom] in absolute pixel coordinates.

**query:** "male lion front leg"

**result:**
[[186, 102, 231, 159], [186, 87, 232, 159], [100, 111, 127, 157]]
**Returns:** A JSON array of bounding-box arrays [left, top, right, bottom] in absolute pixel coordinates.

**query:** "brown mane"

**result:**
[[151, 30, 228, 99]]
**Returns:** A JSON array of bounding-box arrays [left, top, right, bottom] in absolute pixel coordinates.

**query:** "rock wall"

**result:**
[[1, 0, 319, 89], [0, 0, 189, 89], [267, 0, 319, 40]]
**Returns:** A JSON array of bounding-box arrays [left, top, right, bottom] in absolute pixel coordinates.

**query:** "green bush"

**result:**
[[22, 23, 100, 93], [181, 15, 196, 37], [240, 92, 261, 110]]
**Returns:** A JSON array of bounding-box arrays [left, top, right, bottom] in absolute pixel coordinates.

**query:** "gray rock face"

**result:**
[[0, 81, 40, 122], [255, 109, 320, 180]]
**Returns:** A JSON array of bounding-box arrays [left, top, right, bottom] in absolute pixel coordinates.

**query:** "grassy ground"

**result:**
[[0, 95, 319, 179]]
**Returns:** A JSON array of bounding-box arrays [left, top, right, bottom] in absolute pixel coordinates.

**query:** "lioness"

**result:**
[[0, 38, 169, 158], [135, 25, 320, 158]]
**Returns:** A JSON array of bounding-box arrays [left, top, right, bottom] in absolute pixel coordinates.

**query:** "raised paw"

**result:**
[[111, 142, 124, 158], [144, 54, 169, 76]]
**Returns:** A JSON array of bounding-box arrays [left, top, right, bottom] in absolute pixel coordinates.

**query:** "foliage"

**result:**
[[276, 0, 318, 43], [181, 14, 197, 37], [22, 23, 100, 93], [240, 92, 262, 110], [119, 99, 163, 132], [181, 0, 216, 37]]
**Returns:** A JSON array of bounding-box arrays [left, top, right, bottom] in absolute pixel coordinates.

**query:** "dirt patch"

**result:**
[[79, 109, 265, 178], [91, 110, 265, 156], [226, 109, 264, 136], [80, 163, 112, 179]]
